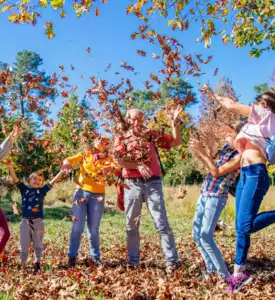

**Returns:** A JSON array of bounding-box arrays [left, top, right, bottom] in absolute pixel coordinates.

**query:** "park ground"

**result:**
[[0, 183, 274, 299]]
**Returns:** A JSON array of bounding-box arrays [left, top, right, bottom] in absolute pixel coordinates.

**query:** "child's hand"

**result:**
[[189, 138, 207, 157], [200, 130, 216, 157], [61, 163, 73, 175], [166, 104, 183, 126], [3, 160, 12, 168], [11, 124, 22, 140]]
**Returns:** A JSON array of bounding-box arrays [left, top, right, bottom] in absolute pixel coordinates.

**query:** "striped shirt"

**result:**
[[200, 144, 239, 197]]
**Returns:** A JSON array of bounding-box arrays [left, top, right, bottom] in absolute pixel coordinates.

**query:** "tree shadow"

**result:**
[[2, 201, 123, 223], [247, 258, 275, 271]]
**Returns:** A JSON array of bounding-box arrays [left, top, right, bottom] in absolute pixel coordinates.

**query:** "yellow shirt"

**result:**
[[67, 152, 117, 194]]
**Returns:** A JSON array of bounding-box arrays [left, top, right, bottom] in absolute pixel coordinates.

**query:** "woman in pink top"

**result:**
[[206, 90, 275, 292]]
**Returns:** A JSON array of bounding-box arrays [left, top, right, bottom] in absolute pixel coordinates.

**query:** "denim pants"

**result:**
[[192, 194, 230, 278], [68, 189, 104, 259], [20, 218, 44, 264], [124, 178, 178, 265], [235, 164, 275, 269]]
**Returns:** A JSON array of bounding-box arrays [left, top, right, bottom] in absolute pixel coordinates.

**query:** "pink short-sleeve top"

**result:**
[[234, 104, 275, 158]]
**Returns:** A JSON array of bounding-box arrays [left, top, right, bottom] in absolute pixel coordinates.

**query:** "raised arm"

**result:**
[[61, 152, 83, 175], [49, 170, 64, 186], [166, 105, 183, 147], [203, 86, 251, 117], [190, 138, 241, 177], [4, 161, 19, 183], [0, 124, 21, 161]]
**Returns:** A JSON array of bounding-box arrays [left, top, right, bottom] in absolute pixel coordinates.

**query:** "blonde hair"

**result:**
[[28, 172, 45, 183], [125, 109, 144, 123]]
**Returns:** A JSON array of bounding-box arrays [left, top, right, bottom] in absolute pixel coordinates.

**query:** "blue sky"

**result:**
[[0, 1, 274, 119]]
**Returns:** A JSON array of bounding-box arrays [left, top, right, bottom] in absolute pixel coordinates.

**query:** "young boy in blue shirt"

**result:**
[[5, 161, 64, 271]]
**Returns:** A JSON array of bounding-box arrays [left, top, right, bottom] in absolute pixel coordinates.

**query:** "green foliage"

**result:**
[[127, 0, 275, 57], [129, 78, 196, 114], [51, 94, 95, 157], [254, 83, 275, 94], [163, 156, 204, 186], [0, 50, 56, 129]]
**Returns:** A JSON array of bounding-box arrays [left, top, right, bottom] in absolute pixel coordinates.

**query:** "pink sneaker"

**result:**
[[227, 272, 253, 293]]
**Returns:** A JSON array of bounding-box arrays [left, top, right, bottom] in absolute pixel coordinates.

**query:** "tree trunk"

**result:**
[[19, 84, 24, 118]]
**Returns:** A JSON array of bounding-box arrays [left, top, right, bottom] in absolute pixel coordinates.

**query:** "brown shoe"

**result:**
[[34, 262, 41, 272]]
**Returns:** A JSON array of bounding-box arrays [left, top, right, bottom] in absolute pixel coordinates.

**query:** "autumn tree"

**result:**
[[0, 50, 57, 133], [50, 94, 96, 158]]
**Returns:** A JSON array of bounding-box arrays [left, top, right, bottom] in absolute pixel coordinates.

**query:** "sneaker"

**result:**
[[68, 256, 77, 268], [91, 258, 105, 267], [197, 272, 211, 280], [34, 262, 41, 272], [227, 272, 253, 293], [166, 263, 179, 274], [123, 262, 139, 269]]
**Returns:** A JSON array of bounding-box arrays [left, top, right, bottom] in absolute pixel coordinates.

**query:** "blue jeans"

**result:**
[[235, 164, 275, 269], [124, 178, 178, 265], [193, 194, 230, 278], [68, 189, 104, 259]]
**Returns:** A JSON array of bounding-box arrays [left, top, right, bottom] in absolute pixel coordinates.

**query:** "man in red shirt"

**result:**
[[114, 106, 182, 271]]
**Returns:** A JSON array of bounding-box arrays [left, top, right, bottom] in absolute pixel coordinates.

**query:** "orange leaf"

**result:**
[[96, 8, 99, 16], [72, 216, 78, 222], [61, 91, 68, 98]]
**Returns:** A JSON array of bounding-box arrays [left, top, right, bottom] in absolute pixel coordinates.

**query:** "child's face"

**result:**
[[94, 140, 107, 153], [84, 144, 92, 154], [29, 174, 44, 188]]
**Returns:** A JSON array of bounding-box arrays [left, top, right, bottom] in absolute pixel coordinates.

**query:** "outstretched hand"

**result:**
[[3, 160, 13, 168], [61, 163, 73, 175], [189, 138, 207, 157], [10, 124, 22, 140], [199, 129, 216, 157], [166, 104, 183, 126]]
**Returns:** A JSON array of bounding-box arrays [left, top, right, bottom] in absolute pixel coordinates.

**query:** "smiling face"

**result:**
[[94, 138, 108, 153], [28, 173, 44, 188], [126, 110, 145, 130]]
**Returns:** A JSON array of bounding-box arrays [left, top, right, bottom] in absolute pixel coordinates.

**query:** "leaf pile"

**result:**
[[0, 228, 274, 299]]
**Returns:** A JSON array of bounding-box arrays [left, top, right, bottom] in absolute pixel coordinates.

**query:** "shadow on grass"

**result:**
[[247, 258, 275, 271], [1, 195, 123, 223]]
